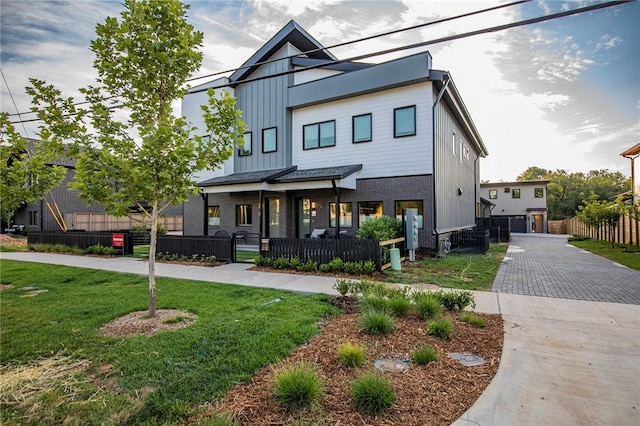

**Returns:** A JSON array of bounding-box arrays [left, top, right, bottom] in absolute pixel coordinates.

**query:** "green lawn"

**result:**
[[0, 260, 336, 425], [568, 237, 640, 270], [382, 244, 508, 290]]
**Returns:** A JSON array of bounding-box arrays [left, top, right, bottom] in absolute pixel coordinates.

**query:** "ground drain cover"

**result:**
[[374, 358, 410, 373], [448, 352, 485, 367]]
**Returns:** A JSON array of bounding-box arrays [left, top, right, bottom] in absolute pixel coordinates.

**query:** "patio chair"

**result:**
[[235, 230, 248, 244], [214, 230, 229, 237], [309, 228, 326, 239]]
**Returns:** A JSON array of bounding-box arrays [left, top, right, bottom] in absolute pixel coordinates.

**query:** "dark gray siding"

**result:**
[[433, 89, 480, 234], [234, 43, 295, 172], [183, 194, 205, 235]]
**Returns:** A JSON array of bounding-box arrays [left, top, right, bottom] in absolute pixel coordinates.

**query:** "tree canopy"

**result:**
[[0, 113, 66, 223], [517, 166, 629, 219], [26, 0, 245, 317]]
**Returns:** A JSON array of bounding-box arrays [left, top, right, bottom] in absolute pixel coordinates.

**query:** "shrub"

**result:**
[[351, 279, 376, 296], [356, 215, 402, 241], [272, 363, 323, 410], [412, 344, 439, 365], [337, 342, 366, 367], [388, 294, 411, 317], [85, 243, 117, 256], [436, 290, 475, 311], [297, 259, 318, 272], [333, 278, 353, 297], [255, 255, 274, 267], [200, 414, 235, 426], [273, 256, 291, 269], [360, 282, 388, 298], [360, 309, 395, 335], [427, 318, 453, 340], [289, 256, 302, 270], [362, 260, 376, 275], [343, 261, 364, 275], [318, 263, 333, 273], [459, 312, 486, 328], [413, 292, 442, 320], [349, 373, 396, 414], [327, 257, 344, 272], [359, 295, 390, 314]]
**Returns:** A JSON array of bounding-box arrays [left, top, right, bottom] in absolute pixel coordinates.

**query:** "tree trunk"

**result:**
[[148, 200, 159, 318]]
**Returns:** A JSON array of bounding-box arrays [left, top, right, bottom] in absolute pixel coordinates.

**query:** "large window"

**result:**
[[207, 206, 220, 226], [395, 200, 424, 229], [28, 211, 38, 226], [352, 113, 372, 143], [535, 188, 544, 198], [394, 105, 416, 138], [236, 204, 252, 226], [303, 120, 335, 150], [262, 127, 277, 153], [330, 202, 352, 228], [239, 131, 252, 156], [489, 190, 497, 200], [512, 189, 521, 199], [359, 201, 383, 225]]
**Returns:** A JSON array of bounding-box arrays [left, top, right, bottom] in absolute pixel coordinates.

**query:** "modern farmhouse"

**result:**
[[182, 21, 488, 253]]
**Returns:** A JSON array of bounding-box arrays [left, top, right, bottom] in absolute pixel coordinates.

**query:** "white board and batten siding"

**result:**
[[182, 77, 235, 180], [292, 82, 434, 179]]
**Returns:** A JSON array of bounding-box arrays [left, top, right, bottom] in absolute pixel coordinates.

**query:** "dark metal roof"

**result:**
[[197, 167, 296, 187], [230, 20, 336, 84], [271, 164, 362, 183], [290, 57, 372, 73]]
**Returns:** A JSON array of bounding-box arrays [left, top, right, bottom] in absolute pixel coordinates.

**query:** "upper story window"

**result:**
[[512, 189, 521, 199], [394, 105, 416, 138], [352, 113, 372, 143], [303, 120, 335, 150], [239, 131, 252, 156], [504, 187, 510, 193], [207, 206, 220, 226], [489, 189, 497, 200], [535, 188, 544, 198], [262, 127, 277, 153]]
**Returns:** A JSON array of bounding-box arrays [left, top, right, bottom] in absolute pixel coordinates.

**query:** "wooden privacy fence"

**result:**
[[565, 213, 639, 246], [28, 232, 134, 255], [64, 213, 183, 232], [156, 235, 234, 262], [264, 238, 383, 271]]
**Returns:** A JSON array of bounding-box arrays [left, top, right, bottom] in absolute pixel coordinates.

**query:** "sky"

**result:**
[[1, 0, 638, 182]]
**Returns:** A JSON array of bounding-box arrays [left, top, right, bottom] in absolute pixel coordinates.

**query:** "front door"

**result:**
[[297, 198, 311, 238], [265, 198, 280, 237], [533, 214, 543, 233]]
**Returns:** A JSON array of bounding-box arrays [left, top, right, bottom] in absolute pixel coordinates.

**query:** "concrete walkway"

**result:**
[[2, 236, 639, 425]]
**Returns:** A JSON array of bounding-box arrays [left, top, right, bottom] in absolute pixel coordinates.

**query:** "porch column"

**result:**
[[332, 179, 340, 239], [201, 193, 208, 236]]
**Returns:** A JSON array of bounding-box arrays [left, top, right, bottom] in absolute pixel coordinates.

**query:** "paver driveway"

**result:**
[[491, 233, 640, 305]]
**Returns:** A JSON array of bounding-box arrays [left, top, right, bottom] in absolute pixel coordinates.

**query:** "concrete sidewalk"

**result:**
[[2, 251, 639, 425]]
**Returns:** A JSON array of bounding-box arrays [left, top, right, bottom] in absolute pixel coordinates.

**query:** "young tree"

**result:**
[[0, 113, 65, 225], [27, 0, 245, 317], [577, 195, 623, 248]]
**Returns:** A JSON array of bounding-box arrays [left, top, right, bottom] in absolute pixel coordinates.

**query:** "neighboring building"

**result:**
[[620, 142, 640, 203], [182, 20, 488, 252], [479, 181, 549, 233], [13, 140, 183, 233]]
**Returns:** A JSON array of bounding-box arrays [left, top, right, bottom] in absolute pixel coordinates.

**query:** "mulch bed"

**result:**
[[188, 300, 503, 425]]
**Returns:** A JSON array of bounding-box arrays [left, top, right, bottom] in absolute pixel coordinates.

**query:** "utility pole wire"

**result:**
[[7, 0, 631, 125], [4, 0, 530, 120]]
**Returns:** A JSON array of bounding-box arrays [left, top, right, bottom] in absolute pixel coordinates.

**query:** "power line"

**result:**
[[7, 0, 631, 125], [1, 68, 31, 137], [5, 0, 529, 119], [186, 0, 532, 83]]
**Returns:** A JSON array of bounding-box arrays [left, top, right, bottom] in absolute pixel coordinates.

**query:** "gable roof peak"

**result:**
[[229, 20, 336, 83]]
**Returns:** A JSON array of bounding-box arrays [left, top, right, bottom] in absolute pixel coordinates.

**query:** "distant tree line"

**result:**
[[516, 166, 629, 220]]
